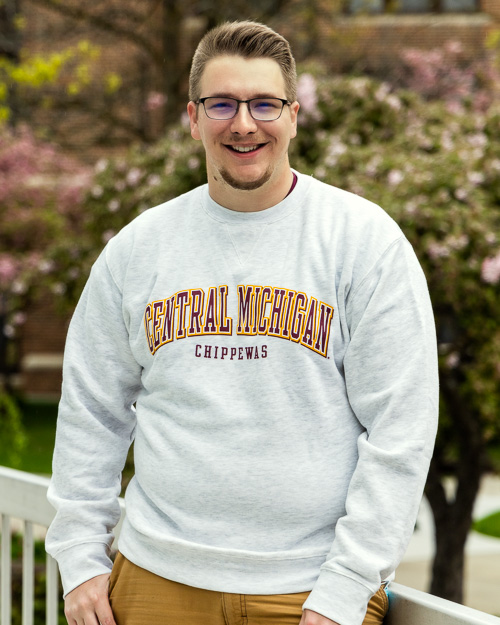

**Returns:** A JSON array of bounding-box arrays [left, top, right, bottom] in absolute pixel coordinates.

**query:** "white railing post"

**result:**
[[1, 514, 12, 625], [46, 555, 59, 625], [22, 520, 34, 625]]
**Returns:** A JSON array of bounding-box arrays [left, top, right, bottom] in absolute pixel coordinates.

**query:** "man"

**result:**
[[46, 20, 438, 625]]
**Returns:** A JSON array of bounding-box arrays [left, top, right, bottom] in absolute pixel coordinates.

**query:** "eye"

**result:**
[[253, 99, 280, 111], [207, 99, 235, 111]]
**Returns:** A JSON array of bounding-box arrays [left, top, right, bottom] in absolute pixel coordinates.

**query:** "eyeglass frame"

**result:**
[[195, 97, 291, 121]]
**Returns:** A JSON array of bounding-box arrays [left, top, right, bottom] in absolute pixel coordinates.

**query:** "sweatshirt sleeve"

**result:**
[[45, 248, 142, 597], [302, 236, 439, 625]]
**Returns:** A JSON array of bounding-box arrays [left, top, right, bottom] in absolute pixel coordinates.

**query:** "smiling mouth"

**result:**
[[226, 144, 265, 153]]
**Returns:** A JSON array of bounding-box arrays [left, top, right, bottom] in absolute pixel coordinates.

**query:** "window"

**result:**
[[345, 0, 479, 13]]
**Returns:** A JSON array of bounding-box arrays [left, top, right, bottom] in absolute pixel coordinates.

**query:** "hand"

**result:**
[[64, 573, 116, 625], [299, 609, 340, 625]]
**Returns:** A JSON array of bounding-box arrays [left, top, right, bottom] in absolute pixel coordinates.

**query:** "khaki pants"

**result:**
[[109, 552, 389, 625]]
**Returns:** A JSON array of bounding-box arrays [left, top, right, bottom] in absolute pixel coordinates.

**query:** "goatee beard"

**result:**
[[219, 166, 272, 191]]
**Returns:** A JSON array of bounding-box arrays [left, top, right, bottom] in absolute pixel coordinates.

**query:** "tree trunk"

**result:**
[[425, 372, 487, 603], [425, 457, 481, 603], [161, 0, 186, 127]]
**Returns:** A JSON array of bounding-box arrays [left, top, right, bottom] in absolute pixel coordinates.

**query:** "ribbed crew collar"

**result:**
[[201, 170, 310, 224]]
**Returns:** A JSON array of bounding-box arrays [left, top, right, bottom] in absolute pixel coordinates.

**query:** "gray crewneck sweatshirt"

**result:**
[[46, 172, 438, 625]]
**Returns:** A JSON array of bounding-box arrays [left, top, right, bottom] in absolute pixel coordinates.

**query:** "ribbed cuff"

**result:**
[[302, 569, 373, 625], [54, 542, 113, 597]]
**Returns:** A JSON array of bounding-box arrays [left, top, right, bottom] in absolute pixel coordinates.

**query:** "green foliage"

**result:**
[[0, 40, 121, 125], [10, 533, 47, 563], [0, 392, 25, 467], [0, 400, 58, 473], [473, 510, 500, 539]]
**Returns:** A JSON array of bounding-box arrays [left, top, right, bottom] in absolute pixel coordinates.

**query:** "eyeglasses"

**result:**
[[196, 97, 291, 121]]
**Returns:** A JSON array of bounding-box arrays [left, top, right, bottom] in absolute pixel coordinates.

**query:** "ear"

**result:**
[[289, 101, 300, 139], [187, 101, 201, 141]]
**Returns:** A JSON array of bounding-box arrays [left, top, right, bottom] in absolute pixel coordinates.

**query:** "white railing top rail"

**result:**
[[0, 466, 54, 526], [386, 583, 500, 625], [1, 465, 499, 625]]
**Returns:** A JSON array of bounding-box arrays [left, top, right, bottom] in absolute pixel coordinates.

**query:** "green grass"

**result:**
[[473, 510, 500, 539], [0, 400, 58, 474], [0, 398, 135, 489]]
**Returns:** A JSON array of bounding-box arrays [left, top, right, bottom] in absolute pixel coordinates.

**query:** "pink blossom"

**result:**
[[467, 172, 485, 185], [51, 283, 66, 295], [468, 133, 487, 149], [126, 168, 142, 186], [375, 83, 391, 102], [446, 352, 460, 369], [446, 101, 465, 116], [12, 312, 27, 326], [147, 174, 161, 187], [427, 242, 450, 260], [0, 255, 18, 286], [102, 230, 115, 243], [38, 259, 56, 274], [444, 41, 464, 56], [11, 281, 27, 295], [447, 234, 469, 250], [481, 254, 500, 284], [386, 95, 402, 111], [388, 170, 404, 186], [297, 73, 319, 118], [94, 159, 109, 173], [146, 91, 167, 111]]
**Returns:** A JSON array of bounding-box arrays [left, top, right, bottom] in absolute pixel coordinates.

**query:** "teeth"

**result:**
[[231, 145, 259, 153]]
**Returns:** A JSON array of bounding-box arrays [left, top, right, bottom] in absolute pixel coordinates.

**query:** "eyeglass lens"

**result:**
[[203, 98, 284, 121]]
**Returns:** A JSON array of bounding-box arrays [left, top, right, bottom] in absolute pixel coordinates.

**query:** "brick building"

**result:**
[[14, 0, 500, 399]]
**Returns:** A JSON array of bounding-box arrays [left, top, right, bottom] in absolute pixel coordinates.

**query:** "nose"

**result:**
[[230, 102, 258, 134]]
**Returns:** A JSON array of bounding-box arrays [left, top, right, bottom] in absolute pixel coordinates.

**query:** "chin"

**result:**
[[220, 166, 272, 191]]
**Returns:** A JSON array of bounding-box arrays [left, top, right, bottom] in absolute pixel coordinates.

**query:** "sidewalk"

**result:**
[[395, 475, 500, 616]]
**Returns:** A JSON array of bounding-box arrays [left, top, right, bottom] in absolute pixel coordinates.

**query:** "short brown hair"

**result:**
[[189, 21, 297, 103]]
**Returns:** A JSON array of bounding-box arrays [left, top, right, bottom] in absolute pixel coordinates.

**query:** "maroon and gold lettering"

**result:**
[[144, 284, 334, 358]]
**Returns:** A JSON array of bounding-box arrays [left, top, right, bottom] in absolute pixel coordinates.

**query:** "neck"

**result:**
[[208, 165, 295, 212]]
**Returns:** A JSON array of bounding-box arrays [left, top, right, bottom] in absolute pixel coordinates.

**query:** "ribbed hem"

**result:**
[[302, 569, 374, 625], [118, 517, 326, 595]]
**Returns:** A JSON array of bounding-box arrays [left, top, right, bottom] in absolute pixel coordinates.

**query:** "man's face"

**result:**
[[187, 55, 299, 209]]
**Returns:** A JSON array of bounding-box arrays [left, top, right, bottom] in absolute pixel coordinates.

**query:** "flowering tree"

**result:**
[[396, 39, 500, 114], [0, 125, 90, 463], [70, 71, 500, 603]]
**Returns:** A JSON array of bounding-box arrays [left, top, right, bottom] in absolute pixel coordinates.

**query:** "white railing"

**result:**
[[0, 466, 125, 625], [0, 467, 59, 625], [386, 583, 500, 625], [1, 466, 499, 625]]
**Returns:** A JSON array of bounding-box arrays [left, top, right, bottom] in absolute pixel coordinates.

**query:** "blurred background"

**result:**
[[1, 0, 500, 621]]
